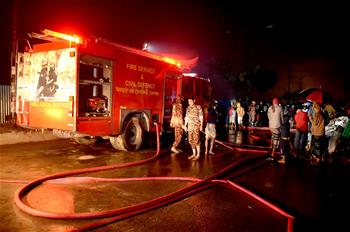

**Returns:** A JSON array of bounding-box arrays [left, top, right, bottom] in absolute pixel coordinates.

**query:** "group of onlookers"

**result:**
[[228, 100, 270, 130], [168, 95, 350, 166], [219, 96, 349, 165], [266, 98, 350, 165]]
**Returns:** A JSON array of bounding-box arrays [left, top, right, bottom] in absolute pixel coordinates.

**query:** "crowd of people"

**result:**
[[266, 98, 350, 165], [169, 95, 350, 166], [227, 97, 349, 165]]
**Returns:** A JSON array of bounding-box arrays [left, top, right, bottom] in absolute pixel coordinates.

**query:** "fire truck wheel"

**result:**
[[73, 137, 97, 145], [122, 117, 144, 151]]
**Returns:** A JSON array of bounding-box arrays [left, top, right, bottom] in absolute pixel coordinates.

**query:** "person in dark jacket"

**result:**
[[279, 108, 291, 163]]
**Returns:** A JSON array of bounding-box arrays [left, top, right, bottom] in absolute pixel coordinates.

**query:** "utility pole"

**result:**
[[10, 0, 17, 122]]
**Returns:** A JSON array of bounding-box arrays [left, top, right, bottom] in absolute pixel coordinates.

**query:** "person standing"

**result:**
[[294, 107, 309, 157], [170, 96, 184, 154], [308, 101, 325, 165], [228, 104, 237, 131], [267, 97, 283, 159], [205, 102, 217, 155], [248, 101, 256, 126], [184, 97, 204, 161], [279, 108, 291, 164], [324, 101, 336, 125], [256, 101, 263, 126], [236, 102, 245, 128]]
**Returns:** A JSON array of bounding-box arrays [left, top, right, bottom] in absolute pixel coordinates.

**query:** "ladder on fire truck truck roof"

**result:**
[[28, 29, 197, 70], [28, 32, 62, 42], [93, 36, 198, 70], [28, 29, 81, 44], [28, 29, 182, 68], [90, 36, 186, 69]]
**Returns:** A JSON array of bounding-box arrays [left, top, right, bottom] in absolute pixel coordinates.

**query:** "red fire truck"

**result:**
[[15, 29, 211, 151]]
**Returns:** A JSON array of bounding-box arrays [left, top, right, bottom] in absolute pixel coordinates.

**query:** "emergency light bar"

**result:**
[[42, 29, 81, 44]]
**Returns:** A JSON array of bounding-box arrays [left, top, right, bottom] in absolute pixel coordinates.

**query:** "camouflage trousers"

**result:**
[[188, 126, 200, 149], [172, 126, 183, 148]]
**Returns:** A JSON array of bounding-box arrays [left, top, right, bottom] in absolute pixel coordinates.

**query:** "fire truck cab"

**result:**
[[15, 29, 211, 151]]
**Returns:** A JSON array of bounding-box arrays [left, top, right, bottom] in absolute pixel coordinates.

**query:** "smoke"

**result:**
[[146, 41, 197, 59], [145, 41, 199, 70]]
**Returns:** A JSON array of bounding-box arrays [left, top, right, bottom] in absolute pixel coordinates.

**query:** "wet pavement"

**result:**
[[1, 129, 349, 231]]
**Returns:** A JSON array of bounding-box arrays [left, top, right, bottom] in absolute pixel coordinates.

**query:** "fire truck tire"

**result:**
[[122, 117, 144, 151], [73, 137, 97, 145]]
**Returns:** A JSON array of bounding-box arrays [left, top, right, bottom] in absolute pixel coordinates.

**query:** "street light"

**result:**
[[142, 42, 149, 51]]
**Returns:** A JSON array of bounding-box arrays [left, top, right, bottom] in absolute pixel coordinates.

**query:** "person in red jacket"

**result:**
[[294, 108, 309, 156]]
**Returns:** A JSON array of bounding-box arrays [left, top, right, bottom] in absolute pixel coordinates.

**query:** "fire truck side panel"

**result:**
[[111, 49, 170, 134], [75, 117, 113, 135], [75, 43, 179, 136], [29, 102, 75, 130], [16, 45, 77, 131]]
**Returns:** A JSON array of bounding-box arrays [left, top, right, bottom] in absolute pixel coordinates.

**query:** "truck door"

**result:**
[[163, 72, 181, 132]]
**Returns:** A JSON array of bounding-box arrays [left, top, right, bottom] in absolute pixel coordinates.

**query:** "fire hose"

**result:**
[[12, 124, 293, 231]]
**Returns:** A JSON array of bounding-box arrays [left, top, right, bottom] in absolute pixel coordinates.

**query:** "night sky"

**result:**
[[1, 0, 349, 100]]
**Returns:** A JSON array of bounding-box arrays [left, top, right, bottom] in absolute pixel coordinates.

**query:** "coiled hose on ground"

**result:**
[[12, 124, 293, 232]]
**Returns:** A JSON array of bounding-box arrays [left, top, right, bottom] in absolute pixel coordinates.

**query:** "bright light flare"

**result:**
[[143, 41, 198, 70], [142, 42, 149, 51], [183, 73, 198, 77], [162, 57, 182, 68]]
